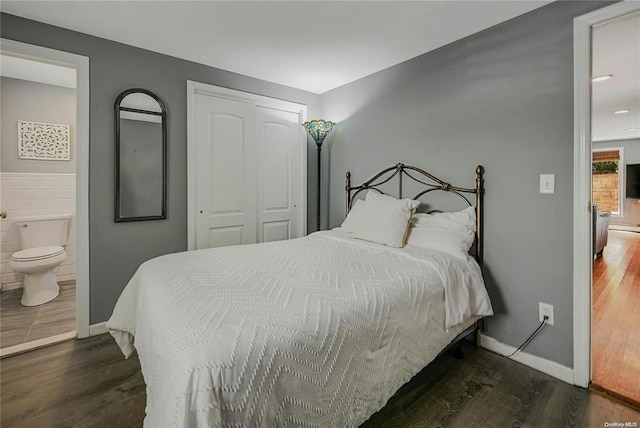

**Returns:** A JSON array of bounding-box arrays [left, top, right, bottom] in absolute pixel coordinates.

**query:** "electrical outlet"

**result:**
[[539, 302, 554, 325]]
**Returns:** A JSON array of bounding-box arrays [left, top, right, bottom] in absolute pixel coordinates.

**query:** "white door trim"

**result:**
[[573, 0, 640, 388], [1, 38, 90, 339], [186, 81, 308, 250]]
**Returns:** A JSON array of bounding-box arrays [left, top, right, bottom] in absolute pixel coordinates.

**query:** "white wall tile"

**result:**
[[0, 172, 76, 290]]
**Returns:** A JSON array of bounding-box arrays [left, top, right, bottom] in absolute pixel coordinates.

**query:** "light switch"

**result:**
[[540, 174, 555, 194]]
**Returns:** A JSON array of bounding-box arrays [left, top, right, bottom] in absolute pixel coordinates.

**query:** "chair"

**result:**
[[593, 205, 612, 259]]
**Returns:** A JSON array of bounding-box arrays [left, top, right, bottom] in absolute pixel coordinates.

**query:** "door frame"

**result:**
[[573, 0, 640, 388], [186, 80, 308, 250], [1, 38, 90, 338]]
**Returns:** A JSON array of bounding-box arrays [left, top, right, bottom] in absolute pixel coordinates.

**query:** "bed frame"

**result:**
[[345, 163, 486, 350]]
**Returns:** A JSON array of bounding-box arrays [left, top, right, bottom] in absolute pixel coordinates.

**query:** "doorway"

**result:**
[[573, 0, 640, 402], [0, 39, 89, 357], [590, 12, 640, 405]]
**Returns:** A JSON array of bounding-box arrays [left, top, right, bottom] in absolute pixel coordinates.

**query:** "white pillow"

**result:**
[[406, 206, 476, 259], [411, 205, 476, 231], [351, 192, 420, 247], [341, 199, 365, 232]]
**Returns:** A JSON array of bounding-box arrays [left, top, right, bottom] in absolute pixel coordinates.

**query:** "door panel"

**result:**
[[209, 226, 244, 248], [256, 107, 302, 243], [263, 221, 290, 243], [262, 122, 290, 211], [195, 94, 256, 249], [209, 113, 245, 215]]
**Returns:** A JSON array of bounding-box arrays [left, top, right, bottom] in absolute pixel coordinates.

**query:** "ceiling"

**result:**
[[592, 13, 640, 142], [0, 54, 77, 88], [1, 1, 637, 141], [1, 1, 551, 94]]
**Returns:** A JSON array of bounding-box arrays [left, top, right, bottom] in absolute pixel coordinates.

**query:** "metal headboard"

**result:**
[[345, 163, 485, 265]]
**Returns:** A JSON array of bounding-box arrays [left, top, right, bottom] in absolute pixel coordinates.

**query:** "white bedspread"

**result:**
[[107, 230, 492, 427]]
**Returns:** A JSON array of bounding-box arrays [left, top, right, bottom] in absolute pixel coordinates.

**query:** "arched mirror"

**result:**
[[115, 88, 167, 222]]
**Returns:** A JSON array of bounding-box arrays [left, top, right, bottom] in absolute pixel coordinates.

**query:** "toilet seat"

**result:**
[[12, 246, 65, 262]]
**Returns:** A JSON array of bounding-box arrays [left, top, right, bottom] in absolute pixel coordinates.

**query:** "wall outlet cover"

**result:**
[[539, 302, 554, 325], [540, 174, 555, 194]]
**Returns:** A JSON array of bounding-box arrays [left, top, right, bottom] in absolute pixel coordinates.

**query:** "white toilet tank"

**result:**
[[14, 214, 72, 249]]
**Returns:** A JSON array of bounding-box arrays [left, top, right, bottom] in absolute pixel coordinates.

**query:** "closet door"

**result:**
[[256, 107, 303, 242], [194, 94, 257, 249]]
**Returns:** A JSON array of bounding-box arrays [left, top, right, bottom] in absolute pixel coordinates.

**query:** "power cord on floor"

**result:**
[[506, 315, 549, 358]]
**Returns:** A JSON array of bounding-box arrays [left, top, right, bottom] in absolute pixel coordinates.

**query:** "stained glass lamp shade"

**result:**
[[303, 120, 335, 147]]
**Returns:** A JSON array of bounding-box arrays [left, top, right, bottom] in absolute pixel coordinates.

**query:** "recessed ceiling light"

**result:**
[[592, 74, 613, 82], [614, 109, 631, 114], [625, 128, 639, 131]]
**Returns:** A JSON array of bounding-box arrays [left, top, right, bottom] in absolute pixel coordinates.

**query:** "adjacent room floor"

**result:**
[[592, 230, 640, 407], [1, 334, 639, 427], [0, 280, 76, 350]]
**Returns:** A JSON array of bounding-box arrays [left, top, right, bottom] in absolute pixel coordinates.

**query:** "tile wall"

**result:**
[[0, 173, 76, 290]]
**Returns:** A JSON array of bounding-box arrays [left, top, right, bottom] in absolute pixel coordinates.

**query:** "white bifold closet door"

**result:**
[[194, 94, 302, 249], [256, 106, 301, 243]]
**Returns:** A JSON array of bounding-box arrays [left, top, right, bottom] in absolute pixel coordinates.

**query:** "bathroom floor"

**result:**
[[0, 280, 76, 349]]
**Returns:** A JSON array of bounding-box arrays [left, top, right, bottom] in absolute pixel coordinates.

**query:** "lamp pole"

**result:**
[[316, 142, 322, 231]]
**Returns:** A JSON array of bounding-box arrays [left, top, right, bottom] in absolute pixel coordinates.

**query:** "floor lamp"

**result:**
[[303, 120, 335, 231]]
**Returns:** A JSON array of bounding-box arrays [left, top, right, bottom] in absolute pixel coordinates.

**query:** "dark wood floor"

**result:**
[[592, 230, 640, 406], [0, 280, 76, 349], [1, 334, 639, 427]]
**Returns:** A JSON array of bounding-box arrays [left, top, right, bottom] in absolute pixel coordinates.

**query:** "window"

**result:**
[[592, 148, 623, 215]]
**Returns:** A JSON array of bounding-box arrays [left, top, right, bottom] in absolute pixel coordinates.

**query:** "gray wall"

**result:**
[[1, 76, 76, 173], [321, 1, 610, 367], [594, 139, 640, 226], [1, 13, 321, 323]]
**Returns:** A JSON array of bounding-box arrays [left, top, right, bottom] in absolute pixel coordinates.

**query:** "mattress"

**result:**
[[107, 229, 493, 427]]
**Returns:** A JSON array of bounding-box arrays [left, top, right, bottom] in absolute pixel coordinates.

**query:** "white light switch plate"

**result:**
[[540, 174, 555, 194]]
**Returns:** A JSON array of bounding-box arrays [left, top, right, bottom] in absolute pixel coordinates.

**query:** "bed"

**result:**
[[107, 163, 493, 427]]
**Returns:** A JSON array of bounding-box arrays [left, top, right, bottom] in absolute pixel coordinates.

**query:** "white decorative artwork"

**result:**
[[18, 120, 71, 161]]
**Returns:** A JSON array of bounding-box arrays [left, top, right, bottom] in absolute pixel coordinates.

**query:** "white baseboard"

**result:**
[[609, 224, 640, 233], [2, 276, 77, 292], [89, 321, 108, 336], [480, 334, 574, 385], [2, 282, 22, 291]]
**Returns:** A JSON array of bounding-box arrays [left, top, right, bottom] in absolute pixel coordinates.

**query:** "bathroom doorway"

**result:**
[[0, 39, 89, 356]]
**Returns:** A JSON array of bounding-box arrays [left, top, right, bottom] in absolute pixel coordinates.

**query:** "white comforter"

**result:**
[[107, 230, 492, 427]]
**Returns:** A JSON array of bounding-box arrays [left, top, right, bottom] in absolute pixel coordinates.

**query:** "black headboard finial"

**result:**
[[476, 165, 485, 186]]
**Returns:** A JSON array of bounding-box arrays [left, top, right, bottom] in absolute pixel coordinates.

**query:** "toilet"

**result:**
[[10, 214, 71, 306]]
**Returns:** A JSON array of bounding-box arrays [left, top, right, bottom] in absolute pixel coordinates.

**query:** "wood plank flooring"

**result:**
[[2, 334, 639, 427], [1, 334, 145, 428], [0, 280, 76, 349], [592, 230, 640, 406]]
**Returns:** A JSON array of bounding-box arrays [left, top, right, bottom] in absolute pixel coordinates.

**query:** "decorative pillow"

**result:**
[[406, 206, 476, 259], [340, 199, 365, 233], [351, 192, 420, 247]]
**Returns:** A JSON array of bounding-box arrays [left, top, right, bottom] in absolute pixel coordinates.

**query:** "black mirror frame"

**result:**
[[114, 88, 167, 222]]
